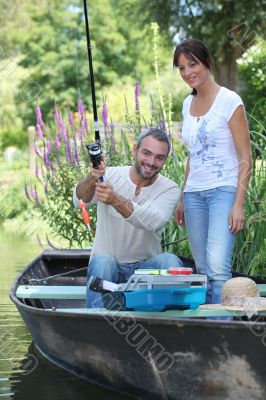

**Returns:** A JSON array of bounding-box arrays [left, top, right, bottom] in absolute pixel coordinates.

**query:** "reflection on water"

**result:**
[[0, 229, 132, 399]]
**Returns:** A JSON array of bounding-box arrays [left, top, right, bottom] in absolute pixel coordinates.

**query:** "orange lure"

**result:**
[[79, 199, 91, 231]]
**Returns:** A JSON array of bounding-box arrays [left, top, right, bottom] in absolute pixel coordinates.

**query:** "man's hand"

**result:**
[[95, 182, 134, 218], [76, 161, 106, 203], [95, 182, 116, 205], [90, 160, 106, 181]]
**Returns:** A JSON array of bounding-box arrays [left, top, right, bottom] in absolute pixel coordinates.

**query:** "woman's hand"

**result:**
[[229, 204, 245, 234], [174, 198, 185, 226]]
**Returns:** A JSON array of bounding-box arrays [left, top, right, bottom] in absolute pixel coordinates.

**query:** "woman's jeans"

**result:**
[[86, 252, 183, 308], [184, 186, 237, 305]]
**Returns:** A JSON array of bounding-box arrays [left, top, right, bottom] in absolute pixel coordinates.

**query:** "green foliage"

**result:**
[[35, 163, 96, 248], [0, 128, 28, 150], [0, 161, 30, 224], [9, 0, 171, 128], [232, 155, 266, 277], [128, 0, 266, 88], [238, 39, 266, 148]]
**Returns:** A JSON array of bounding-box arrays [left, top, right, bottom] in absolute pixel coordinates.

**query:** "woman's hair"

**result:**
[[173, 39, 213, 95]]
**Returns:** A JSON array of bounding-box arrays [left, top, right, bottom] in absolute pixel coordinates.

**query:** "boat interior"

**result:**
[[13, 251, 266, 321]]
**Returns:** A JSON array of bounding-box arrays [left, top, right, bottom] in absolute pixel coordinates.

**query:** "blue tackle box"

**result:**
[[124, 287, 206, 311], [90, 271, 207, 312]]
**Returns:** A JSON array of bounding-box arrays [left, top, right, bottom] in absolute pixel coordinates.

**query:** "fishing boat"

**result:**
[[10, 249, 266, 400]]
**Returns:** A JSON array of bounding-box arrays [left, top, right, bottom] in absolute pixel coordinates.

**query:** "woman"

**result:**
[[173, 39, 251, 304]]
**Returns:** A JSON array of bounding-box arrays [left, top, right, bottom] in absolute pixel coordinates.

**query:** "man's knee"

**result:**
[[88, 253, 118, 281], [155, 252, 183, 268]]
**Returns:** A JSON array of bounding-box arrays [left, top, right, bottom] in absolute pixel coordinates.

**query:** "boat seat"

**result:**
[[16, 284, 266, 299], [16, 285, 86, 299]]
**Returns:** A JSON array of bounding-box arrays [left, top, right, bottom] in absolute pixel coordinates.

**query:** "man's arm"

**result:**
[[94, 181, 133, 217], [73, 161, 105, 206], [95, 181, 180, 232]]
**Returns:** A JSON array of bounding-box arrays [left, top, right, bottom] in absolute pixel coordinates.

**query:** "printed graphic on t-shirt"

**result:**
[[190, 119, 217, 164]]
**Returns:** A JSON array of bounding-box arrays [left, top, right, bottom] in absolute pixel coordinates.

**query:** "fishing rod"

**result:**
[[80, 0, 103, 231], [83, 0, 102, 171]]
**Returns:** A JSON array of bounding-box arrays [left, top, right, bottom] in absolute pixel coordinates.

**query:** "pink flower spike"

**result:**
[[68, 109, 73, 128], [35, 162, 39, 178], [36, 124, 43, 140], [34, 186, 40, 204], [102, 102, 108, 127], [135, 81, 140, 114], [78, 99, 85, 119], [54, 135, 60, 151], [46, 140, 51, 156], [36, 105, 45, 127], [59, 120, 67, 142], [54, 104, 60, 125]]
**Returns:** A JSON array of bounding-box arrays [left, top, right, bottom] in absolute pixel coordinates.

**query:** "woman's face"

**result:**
[[177, 53, 210, 89]]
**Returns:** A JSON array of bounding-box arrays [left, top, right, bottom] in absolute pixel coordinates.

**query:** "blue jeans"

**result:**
[[86, 252, 183, 308], [184, 186, 237, 305]]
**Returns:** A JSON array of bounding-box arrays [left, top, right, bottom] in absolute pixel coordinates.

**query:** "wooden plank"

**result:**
[[16, 285, 86, 300], [17, 283, 266, 300]]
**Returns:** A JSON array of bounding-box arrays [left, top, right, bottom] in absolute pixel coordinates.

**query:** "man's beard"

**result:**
[[134, 160, 161, 180]]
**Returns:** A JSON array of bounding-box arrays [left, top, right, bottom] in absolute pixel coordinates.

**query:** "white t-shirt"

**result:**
[[181, 87, 244, 192], [73, 166, 180, 263]]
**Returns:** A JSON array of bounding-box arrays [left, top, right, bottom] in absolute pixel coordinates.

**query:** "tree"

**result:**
[[124, 0, 266, 89], [14, 0, 165, 127]]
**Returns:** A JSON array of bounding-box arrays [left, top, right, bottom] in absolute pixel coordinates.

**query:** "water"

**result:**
[[0, 229, 132, 399]]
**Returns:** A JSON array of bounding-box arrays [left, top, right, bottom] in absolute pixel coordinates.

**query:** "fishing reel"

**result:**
[[86, 141, 102, 169]]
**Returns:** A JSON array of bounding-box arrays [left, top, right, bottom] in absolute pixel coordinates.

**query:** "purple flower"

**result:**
[[34, 186, 40, 204], [43, 149, 50, 169], [46, 140, 51, 156], [54, 104, 60, 125], [36, 124, 43, 140], [30, 185, 36, 200], [59, 120, 67, 142], [65, 138, 72, 164], [79, 125, 84, 143], [35, 162, 39, 178], [36, 105, 45, 128], [102, 102, 108, 127], [135, 81, 140, 114], [54, 135, 60, 151], [160, 119, 166, 132], [68, 109, 73, 128], [78, 99, 85, 119]]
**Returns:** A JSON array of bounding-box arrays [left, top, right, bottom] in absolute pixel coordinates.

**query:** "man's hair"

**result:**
[[136, 128, 171, 157]]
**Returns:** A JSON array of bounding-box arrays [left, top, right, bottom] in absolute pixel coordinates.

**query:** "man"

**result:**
[[73, 128, 183, 307]]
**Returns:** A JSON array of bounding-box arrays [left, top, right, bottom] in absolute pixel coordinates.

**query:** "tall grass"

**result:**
[[231, 127, 266, 277]]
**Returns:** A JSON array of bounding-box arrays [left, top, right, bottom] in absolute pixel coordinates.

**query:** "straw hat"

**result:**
[[201, 277, 266, 316]]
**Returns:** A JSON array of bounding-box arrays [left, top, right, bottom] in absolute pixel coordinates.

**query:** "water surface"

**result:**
[[0, 229, 132, 399]]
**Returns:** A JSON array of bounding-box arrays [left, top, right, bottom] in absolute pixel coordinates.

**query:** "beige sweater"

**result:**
[[73, 166, 180, 263]]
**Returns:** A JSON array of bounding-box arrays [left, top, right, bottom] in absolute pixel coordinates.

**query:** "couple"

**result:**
[[73, 39, 251, 308]]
